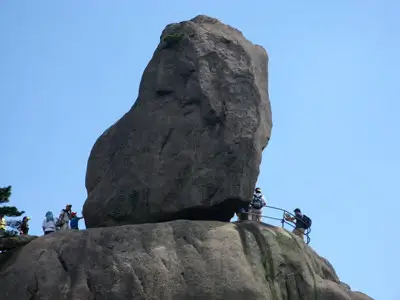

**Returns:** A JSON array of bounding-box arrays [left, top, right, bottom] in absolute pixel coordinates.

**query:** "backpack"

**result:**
[[302, 215, 312, 229], [56, 210, 69, 226], [55, 218, 63, 227], [251, 194, 264, 209]]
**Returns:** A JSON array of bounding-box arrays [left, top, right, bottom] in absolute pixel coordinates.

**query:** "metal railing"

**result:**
[[239, 205, 311, 244]]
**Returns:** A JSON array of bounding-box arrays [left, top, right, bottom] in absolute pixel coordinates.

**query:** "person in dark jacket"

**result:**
[[285, 208, 308, 239], [19, 216, 30, 235]]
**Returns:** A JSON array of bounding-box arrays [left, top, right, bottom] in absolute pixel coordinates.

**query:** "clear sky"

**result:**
[[1, 1, 398, 299]]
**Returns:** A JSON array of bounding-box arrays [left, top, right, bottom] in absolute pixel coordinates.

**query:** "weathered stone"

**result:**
[[0, 221, 371, 300], [82, 15, 272, 228], [0, 235, 37, 251]]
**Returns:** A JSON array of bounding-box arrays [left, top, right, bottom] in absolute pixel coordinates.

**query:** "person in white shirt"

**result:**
[[42, 211, 56, 235], [57, 204, 72, 231], [249, 187, 267, 222]]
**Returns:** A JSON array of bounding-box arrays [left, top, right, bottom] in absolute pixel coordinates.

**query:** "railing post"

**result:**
[[281, 211, 285, 228]]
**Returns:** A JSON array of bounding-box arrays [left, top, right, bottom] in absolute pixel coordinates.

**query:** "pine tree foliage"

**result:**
[[0, 186, 12, 203], [0, 186, 25, 217]]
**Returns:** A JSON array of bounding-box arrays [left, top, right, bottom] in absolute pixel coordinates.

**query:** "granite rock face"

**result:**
[[83, 15, 272, 228], [0, 235, 37, 251], [0, 221, 372, 300]]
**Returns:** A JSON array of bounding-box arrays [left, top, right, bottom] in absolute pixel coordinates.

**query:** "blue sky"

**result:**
[[1, 1, 398, 299]]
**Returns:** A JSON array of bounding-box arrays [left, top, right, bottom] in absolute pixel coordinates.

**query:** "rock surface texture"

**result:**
[[0, 235, 37, 251], [83, 15, 272, 228], [0, 221, 372, 300]]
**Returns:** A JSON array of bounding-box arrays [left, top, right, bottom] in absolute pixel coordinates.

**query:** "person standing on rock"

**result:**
[[249, 187, 266, 222], [18, 216, 30, 235], [69, 212, 83, 230], [42, 211, 56, 235], [284, 208, 312, 240], [56, 204, 72, 231]]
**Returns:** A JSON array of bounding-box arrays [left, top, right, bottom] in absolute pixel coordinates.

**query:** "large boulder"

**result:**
[[0, 221, 372, 300], [83, 15, 272, 228]]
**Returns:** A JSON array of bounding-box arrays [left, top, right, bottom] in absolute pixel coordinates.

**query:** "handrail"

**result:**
[[239, 205, 311, 244]]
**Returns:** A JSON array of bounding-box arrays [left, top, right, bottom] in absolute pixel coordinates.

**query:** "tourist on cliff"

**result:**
[[70, 212, 84, 230], [284, 208, 312, 239], [249, 187, 266, 222], [56, 204, 72, 231], [18, 216, 30, 235], [42, 211, 56, 235]]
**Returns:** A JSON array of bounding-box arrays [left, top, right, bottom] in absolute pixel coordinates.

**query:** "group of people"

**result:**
[[42, 204, 83, 235], [0, 214, 30, 236], [0, 204, 84, 238], [2, 191, 312, 240], [237, 187, 312, 240]]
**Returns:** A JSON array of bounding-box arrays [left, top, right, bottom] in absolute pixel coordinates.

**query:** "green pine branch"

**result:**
[[0, 186, 12, 203], [0, 186, 25, 217], [0, 206, 25, 217]]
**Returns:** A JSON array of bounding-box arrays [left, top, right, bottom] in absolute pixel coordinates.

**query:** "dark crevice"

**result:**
[[294, 274, 305, 300], [220, 37, 231, 45], [179, 96, 202, 108], [86, 276, 94, 293], [204, 113, 223, 127], [132, 267, 146, 295], [183, 110, 195, 117], [235, 222, 251, 260], [285, 276, 295, 300], [236, 221, 280, 300], [28, 289, 38, 300], [57, 254, 68, 272], [283, 270, 304, 300], [157, 197, 250, 223], [181, 68, 196, 86], [160, 128, 174, 154], [156, 90, 174, 96], [28, 274, 39, 300], [102, 197, 251, 227]]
